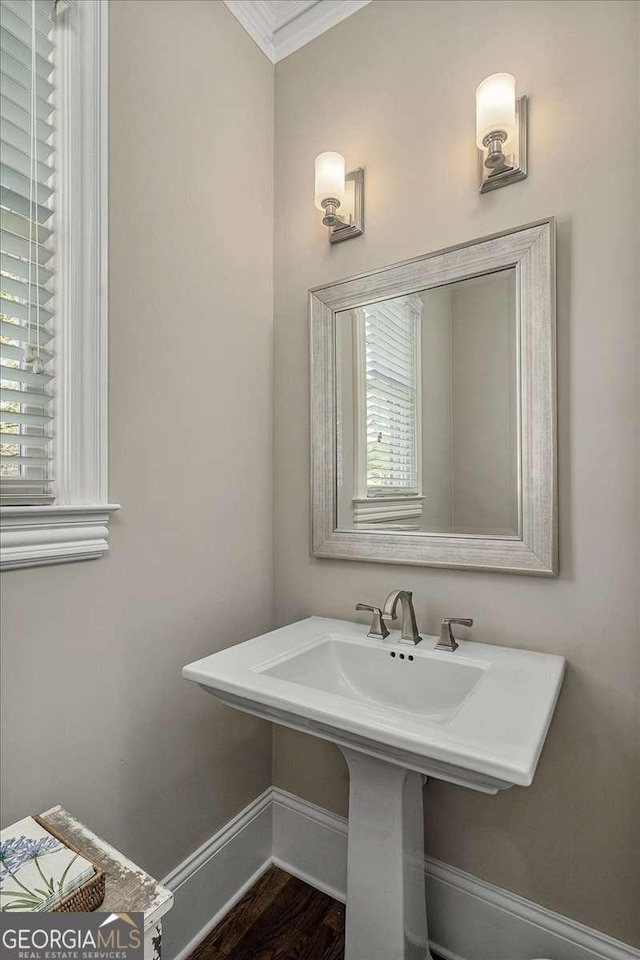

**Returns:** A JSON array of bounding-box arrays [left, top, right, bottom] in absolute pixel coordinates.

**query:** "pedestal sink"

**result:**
[[183, 617, 565, 960]]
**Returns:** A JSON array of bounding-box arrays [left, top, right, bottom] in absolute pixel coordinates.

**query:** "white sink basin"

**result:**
[[183, 616, 565, 793], [183, 617, 565, 960], [259, 634, 485, 720]]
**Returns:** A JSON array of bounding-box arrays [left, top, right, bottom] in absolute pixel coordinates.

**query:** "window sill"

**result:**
[[0, 504, 120, 571], [353, 495, 425, 524]]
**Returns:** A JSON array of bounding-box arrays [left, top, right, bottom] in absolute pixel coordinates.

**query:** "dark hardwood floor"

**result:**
[[188, 866, 443, 960], [189, 867, 345, 960]]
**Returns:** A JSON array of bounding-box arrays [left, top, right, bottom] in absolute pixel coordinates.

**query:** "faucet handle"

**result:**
[[436, 618, 473, 653], [355, 603, 390, 640]]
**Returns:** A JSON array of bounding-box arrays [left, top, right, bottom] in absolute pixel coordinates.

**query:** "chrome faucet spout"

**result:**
[[382, 590, 422, 646]]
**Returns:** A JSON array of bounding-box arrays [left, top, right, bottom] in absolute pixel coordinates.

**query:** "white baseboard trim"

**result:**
[[272, 787, 347, 905], [161, 788, 273, 960], [162, 786, 639, 960]]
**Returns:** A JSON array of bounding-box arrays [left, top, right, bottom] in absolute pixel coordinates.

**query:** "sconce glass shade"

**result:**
[[475, 73, 516, 147], [315, 152, 346, 210]]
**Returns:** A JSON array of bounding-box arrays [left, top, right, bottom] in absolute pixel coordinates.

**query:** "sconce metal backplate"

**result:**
[[479, 96, 528, 193], [329, 168, 365, 243]]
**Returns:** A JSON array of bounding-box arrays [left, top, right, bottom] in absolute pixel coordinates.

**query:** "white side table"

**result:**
[[39, 806, 173, 960]]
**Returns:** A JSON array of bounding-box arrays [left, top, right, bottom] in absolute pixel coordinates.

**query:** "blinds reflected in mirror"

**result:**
[[361, 296, 422, 496], [0, 0, 55, 504]]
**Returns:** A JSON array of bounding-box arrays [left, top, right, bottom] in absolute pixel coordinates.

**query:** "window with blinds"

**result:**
[[363, 296, 422, 496], [1, 0, 55, 505]]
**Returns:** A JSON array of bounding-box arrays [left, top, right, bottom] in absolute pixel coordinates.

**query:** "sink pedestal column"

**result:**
[[341, 748, 431, 960]]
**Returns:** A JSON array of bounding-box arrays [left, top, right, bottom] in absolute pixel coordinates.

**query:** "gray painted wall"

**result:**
[[0, 0, 274, 881], [450, 271, 518, 536], [420, 287, 453, 533], [273, 0, 640, 944]]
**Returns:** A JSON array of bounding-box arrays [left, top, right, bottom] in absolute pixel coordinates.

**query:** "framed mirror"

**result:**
[[310, 219, 557, 575]]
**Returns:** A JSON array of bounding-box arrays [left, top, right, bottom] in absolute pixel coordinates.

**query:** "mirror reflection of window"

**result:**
[[364, 298, 421, 494], [335, 269, 519, 537], [353, 296, 425, 528]]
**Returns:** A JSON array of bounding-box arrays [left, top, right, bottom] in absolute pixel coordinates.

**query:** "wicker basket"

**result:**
[[33, 816, 105, 913]]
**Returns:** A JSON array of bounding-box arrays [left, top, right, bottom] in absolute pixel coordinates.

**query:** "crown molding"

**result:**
[[223, 0, 371, 63]]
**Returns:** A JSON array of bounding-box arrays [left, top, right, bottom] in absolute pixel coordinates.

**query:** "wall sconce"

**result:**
[[475, 73, 528, 193], [314, 152, 364, 243]]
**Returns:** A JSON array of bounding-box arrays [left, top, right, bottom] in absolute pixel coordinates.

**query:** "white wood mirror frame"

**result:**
[[310, 218, 557, 575]]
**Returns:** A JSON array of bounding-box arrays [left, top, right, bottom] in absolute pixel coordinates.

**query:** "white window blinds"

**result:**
[[1, 0, 55, 504], [363, 296, 422, 495]]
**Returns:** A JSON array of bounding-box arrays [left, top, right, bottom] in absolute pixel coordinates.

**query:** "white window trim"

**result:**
[[352, 494, 425, 526], [352, 303, 424, 525], [1, 0, 119, 571]]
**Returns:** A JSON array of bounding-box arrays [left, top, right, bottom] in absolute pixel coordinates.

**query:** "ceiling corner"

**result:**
[[223, 0, 371, 64], [223, 0, 276, 62]]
